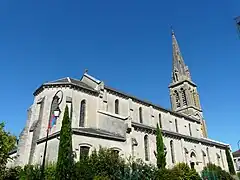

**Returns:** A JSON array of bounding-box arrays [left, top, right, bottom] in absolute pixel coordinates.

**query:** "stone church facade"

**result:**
[[9, 31, 232, 173]]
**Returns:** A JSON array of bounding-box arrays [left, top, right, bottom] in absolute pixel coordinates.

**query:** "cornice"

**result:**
[[169, 79, 197, 88], [131, 122, 228, 148]]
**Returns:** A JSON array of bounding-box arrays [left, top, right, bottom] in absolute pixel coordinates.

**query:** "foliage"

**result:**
[[93, 176, 110, 180], [1, 166, 21, 180], [225, 148, 236, 175], [238, 172, 240, 179], [75, 147, 126, 180], [201, 163, 234, 180], [44, 163, 56, 180], [171, 163, 201, 180], [56, 106, 75, 180], [0, 122, 17, 178], [155, 123, 166, 170], [19, 165, 41, 180], [130, 158, 157, 180]]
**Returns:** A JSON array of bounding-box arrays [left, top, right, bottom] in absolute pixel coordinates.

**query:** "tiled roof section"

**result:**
[[34, 77, 97, 95], [69, 78, 94, 89], [46, 77, 93, 90], [47, 77, 70, 83], [36, 128, 125, 144], [105, 85, 200, 123], [233, 150, 240, 157], [72, 128, 125, 141]]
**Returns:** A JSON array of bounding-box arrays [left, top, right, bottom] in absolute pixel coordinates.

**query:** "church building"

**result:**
[[9, 31, 233, 173]]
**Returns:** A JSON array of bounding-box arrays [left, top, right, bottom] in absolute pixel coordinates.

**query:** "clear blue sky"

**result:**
[[0, 0, 240, 150]]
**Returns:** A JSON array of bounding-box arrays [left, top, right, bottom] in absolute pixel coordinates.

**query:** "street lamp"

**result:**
[[40, 90, 63, 180]]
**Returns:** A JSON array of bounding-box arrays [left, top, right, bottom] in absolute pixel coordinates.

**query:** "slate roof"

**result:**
[[72, 128, 125, 141], [36, 127, 125, 144], [46, 77, 94, 90], [33, 77, 97, 95], [233, 150, 240, 157]]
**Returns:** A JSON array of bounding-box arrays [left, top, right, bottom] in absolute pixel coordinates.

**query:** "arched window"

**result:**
[[144, 135, 149, 161], [207, 147, 211, 163], [190, 152, 197, 169], [80, 146, 90, 160], [193, 91, 197, 106], [181, 88, 187, 106], [202, 150, 206, 166], [159, 114, 162, 128], [139, 107, 143, 123], [175, 90, 181, 108], [175, 72, 178, 81], [188, 123, 192, 136], [115, 99, 119, 114], [79, 100, 86, 127], [170, 140, 175, 164], [175, 119, 178, 133], [217, 153, 221, 166]]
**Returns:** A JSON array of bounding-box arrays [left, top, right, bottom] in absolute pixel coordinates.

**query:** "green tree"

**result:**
[[155, 123, 166, 169], [225, 148, 236, 175], [0, 122, 16, 179], [56, 106, 74, 180]]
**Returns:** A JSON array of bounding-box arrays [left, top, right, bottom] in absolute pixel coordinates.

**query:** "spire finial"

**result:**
[[84, 69, 88, 74]]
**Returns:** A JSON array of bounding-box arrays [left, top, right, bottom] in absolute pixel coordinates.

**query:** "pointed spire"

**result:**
[[171, 28, 191, 83]]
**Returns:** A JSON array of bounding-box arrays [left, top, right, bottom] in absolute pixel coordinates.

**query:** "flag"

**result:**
[[48, 113, 57, 130]]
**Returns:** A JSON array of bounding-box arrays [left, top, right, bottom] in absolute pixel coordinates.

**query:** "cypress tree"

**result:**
[[225, 147, 236, 175], [155, 123, 166, 169], [56, 106, 74, 180]]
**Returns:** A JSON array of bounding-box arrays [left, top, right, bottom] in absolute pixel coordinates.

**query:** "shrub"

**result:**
[[201, 163, 234, 180], [2, 166, 21, 180], [171, 163, 201, 180], [237, 172, 240, 179]]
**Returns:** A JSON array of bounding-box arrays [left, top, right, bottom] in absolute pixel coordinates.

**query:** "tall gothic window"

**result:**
[[80, 146, 90, 160], [188, 123, 192, 136], [170, 140, 175, 164], [193, 91, 197, 106], [181, 88, 187, 106], [202, 150, 206, 166], [139, 107, 143, 123], [159, 114, 162, 128], [175, 119, 178, 133], [115, 99, 119, 114], [144, 135, 149, 161], [174, 71, 178, 81], [175, 90, 181, 108], [217, 154, 221, 166], [207, 147, 211, 163], [79, 100, 86, 127]]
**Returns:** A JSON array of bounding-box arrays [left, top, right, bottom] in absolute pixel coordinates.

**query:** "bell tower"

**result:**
[[169, 30, 208, 137]]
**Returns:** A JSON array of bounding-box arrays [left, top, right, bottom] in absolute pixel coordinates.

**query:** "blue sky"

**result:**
[[0, 0, 240, 150]]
